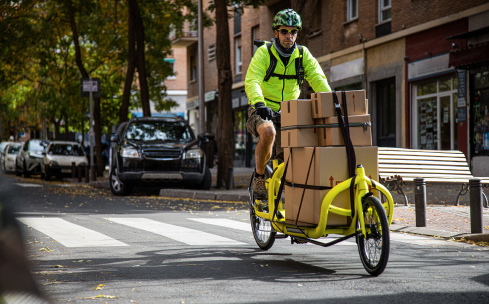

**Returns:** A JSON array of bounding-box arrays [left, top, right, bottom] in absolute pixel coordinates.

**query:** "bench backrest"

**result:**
[[378, 147, 473, 182]]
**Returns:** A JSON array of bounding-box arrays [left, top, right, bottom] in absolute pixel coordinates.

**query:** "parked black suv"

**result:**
[[109, 116, 213, 195]]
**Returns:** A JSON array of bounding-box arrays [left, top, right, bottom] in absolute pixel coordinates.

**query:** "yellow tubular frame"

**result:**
[[253, 162, 394, 240]]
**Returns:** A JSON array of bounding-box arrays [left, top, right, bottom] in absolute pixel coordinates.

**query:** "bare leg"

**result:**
[[255, 121, 275, 175]]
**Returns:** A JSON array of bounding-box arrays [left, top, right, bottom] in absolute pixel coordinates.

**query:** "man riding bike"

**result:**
[[245, 8, 332, 200]]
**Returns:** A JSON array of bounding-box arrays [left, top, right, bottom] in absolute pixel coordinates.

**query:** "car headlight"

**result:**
[[49, 160, 59, 166], [7, 157, 14, 162], [184, 149, 203, 159], [121, 148, 139, 158]]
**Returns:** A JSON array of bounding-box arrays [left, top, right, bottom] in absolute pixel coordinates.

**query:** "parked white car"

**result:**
[[41, 141, 88, 180], [2, 143, 22, 173]]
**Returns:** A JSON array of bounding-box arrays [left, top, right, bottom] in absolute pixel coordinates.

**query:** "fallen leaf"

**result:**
[[94, 284, 105, 290]]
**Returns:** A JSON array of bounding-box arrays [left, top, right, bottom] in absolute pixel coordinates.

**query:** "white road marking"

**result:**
[[188, 218, 252, 232], [390, 232, 449, 246], [14, 183, 42, 187], [18, 218, 128, 247], [108, 218, 245, 246]]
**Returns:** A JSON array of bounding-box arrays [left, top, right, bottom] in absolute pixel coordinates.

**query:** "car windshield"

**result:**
[[7, 145, 21, 154], [125, 121, 194, 142], [48, 144, 85, 156], [28, 140, 47, 152]]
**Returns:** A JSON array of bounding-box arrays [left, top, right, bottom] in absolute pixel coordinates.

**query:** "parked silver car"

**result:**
[[16, 139, 49, 177], [2, 143, 22, 173], [41, 141, 88, 180], [0, 141, 11, 171]]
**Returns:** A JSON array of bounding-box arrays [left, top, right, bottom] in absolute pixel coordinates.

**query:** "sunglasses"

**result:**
[[277, 28, 299, 35]]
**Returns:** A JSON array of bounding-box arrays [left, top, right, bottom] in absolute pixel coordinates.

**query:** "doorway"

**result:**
[[376, 78, 396, 147]]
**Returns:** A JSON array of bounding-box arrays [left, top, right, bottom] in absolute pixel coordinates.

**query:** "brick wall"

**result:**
[[164, 47, 187, 91]]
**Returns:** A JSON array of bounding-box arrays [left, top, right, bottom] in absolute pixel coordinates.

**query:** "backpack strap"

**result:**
[[264, 43, 278, 82], [296, 45, 304, 86], [264, 43, 304, 84]]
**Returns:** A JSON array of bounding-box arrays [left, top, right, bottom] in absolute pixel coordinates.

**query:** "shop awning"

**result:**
[[448, 42, 489, 70]]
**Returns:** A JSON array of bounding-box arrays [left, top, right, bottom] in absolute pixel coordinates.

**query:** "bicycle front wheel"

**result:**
[[357, 195, 390, 276]]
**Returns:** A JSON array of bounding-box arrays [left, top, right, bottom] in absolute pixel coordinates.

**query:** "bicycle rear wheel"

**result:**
[[249, 170, 276, 250], [250, 206, 276, 250], [357, 195, 390, 276]]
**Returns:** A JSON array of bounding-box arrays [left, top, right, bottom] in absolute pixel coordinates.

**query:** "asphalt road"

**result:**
[[1, 174, 489, 304]]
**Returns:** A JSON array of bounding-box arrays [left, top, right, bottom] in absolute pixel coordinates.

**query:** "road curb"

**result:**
[[159, 189, 249, 202]]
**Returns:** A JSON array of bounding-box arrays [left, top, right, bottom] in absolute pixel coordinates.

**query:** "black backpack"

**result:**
[[253, 40, 304, 86]]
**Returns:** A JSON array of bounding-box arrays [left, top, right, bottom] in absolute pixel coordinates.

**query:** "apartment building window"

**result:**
[[164, 58, 176, 79], [235, 36, 242, 74], [190, 55, 196, 81], [412, 76, 459, 150], [252, 26, 260, 55], [379, 0, 391, 23], [347, 0, 358, 22], [208, 43, 216, 61], [234, 10, 241, 35]]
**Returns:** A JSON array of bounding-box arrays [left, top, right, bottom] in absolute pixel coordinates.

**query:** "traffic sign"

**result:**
[[80, 78, 101, 98]]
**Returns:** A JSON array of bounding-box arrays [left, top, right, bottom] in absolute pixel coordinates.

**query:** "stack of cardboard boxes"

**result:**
[[281, 90, 379, 227]]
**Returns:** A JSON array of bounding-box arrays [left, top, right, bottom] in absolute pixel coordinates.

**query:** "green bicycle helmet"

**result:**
[[273, 9, 302, 30]]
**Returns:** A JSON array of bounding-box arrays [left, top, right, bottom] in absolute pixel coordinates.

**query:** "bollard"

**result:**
[[226, 167, 234, 190], [91, 165, 97, 182], [469, 179, 483, 234], [77, 165, 82, 182], [85, 166, 89, 183], [72, 162, 76, 178], [414, 178, 427, 227]]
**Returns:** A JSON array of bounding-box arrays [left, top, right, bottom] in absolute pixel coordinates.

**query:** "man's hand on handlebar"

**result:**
[[254, 102, 274, 120]]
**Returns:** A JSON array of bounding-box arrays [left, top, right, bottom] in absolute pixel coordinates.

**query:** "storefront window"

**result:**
[[234, 110, 247, 167], [471, 75, 489, 156], [414, 76, 458, 150]]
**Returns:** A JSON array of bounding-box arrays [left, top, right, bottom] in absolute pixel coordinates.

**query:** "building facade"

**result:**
[[177, 0, 489, 174]]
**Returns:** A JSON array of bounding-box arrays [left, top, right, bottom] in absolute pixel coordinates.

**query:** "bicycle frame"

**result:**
[[253, 162, 395, 240]]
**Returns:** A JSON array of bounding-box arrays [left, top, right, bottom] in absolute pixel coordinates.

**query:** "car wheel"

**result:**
[[15, 162, 21, 176], [195, 167, 212, 190], [23, 160, 31, 178], [110, 167, 132, 196], [44, 166, 51, 181], [40, 166, 45, 179]]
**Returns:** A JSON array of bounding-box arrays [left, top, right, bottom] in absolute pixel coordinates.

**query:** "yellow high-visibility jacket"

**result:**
[[245, 43, 331, 112]]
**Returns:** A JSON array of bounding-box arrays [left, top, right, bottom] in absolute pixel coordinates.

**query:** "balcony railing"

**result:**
[[170, 31, 198, 47]]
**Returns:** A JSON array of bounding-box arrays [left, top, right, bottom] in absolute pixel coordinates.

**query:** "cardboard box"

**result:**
[[281, 128, 318, 147], [311, 90, 367, 119], [281, 99, 314, 127], [316, 114, 372, 146], [283, 146, 378, 226]]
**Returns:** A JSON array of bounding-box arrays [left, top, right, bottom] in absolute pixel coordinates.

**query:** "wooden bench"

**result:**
[[377, 147, 489, 206]]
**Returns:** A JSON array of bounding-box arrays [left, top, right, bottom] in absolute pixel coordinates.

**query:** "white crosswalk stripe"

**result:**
[[18, 218, 128, 247], [188, 218, 252, 232], [108, 218, 246, 246]]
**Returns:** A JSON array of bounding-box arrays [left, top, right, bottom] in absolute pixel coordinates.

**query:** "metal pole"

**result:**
[[469, 179, 483, 234], [414, 178, 427, 227], [89, 77, 96, 182], [198, 0, 205, 135]]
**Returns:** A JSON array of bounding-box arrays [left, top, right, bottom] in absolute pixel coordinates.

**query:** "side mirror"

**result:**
[[110, 134, 119, 143]]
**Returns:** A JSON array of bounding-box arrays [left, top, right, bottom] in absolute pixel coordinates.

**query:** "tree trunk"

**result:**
[[129, 0, 151, 117], [291, 0, 319, 98], [215, 0, 234, 189], [66, 0, 104, 175], [53, 120, 60, 140], [64, 117, 69, 140], [120, 2, 137, 123]]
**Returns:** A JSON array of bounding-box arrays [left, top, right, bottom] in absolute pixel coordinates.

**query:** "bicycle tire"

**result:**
[[357, 195, 390, 276], [248, 168, 276, 250]]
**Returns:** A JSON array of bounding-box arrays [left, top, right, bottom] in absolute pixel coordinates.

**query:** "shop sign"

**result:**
[[457, 70, 467, 107], [232, 97, 240, 109], [240, 95, 249, 107], [205, 90, 216, 102], [186, 99, 198, 109], [408, 53, 454, 82], [457, 107, 466, 122]]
